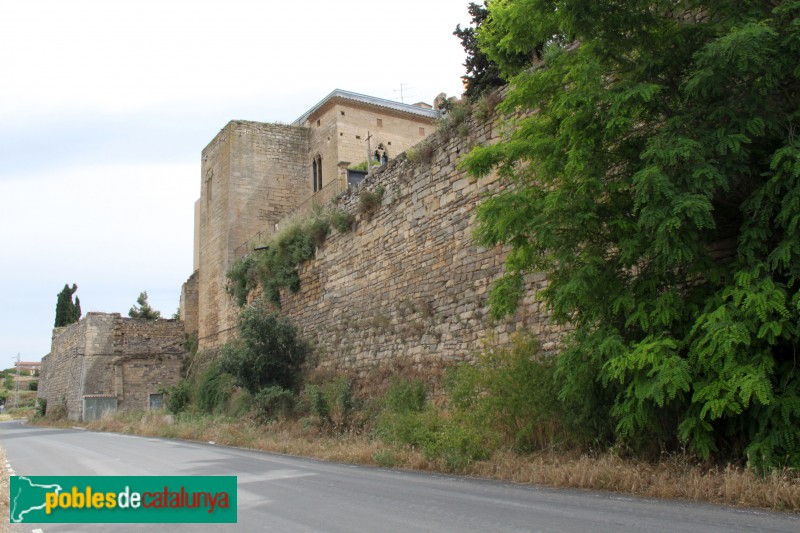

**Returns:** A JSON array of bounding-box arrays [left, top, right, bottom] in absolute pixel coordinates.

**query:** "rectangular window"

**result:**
[[149, 394, 164, 410], [419, 127, 425, 136], [377, 118, 383, 127]]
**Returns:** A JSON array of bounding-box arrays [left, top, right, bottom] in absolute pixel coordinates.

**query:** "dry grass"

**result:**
[[30, 411, 798, 513], [0, 446, 23, 533], [464, 451, 800, 512]]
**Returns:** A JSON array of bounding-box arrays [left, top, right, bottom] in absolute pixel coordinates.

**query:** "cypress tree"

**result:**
[[54, 284, 81, 327]]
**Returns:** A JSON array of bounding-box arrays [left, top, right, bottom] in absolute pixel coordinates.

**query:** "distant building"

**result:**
[[15, 361, 41, 375]]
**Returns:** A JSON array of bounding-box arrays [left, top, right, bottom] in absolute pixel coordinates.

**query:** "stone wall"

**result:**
[[39, 317, 93, 419], [115, 318, 186, 411], [278, 100, 563, 371], [180, 269, 199, 337], [38, 313, 186, 420]]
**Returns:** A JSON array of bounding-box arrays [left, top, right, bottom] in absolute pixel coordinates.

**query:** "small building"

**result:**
[[38, 313, 187, 421], [15, 361, 41, 375]]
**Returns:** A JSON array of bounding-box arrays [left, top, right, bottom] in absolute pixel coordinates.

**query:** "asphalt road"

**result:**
[[0, 420, 797, 533]]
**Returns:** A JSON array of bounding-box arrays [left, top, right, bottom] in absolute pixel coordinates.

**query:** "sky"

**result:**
[[0, 0, 471, 370]]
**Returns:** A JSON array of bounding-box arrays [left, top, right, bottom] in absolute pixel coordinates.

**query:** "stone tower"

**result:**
[[182, 90, 440, 350]]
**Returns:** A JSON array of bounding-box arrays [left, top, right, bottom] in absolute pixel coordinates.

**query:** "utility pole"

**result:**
[[14, 353, 20, 409]]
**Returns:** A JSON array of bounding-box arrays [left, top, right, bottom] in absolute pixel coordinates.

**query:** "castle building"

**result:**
[[182, 89, 440, 349]]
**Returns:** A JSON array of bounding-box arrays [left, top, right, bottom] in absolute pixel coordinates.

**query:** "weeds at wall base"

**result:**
[[31, 411, 800, 512]]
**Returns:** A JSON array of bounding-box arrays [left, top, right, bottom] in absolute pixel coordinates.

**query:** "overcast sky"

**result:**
[[0, 0, 471, 370]]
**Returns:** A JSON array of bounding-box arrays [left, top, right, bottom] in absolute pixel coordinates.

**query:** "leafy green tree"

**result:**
[[54, 283, 81, 327], [453, 2, 531, 100], [464, 1, 800, 468], [128, 291, 161, 320], [219, 300, 308, 394]]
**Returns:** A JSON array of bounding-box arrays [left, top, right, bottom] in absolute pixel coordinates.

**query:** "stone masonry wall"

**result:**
[[279, 98, 563, 371], [38, 313, 186, 420], [115, 318, 186, 411], [39, 317, 94, 420], [180, 269, 199, 337], [197, 121, 310, 349]]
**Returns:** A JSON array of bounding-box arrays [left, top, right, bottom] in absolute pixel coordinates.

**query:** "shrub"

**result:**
[[251, 385, 294, 421], [358, 187, 384, 221], [36, 398, 47, 417], [226, 388, 253, 417], [329, 209, 355, 233], [383, 378, 427, 414], [438, 100, 471, 139], [184, 334, 199, 357], [227, 213, 331, 307], [406, 141, 435, 165], [305, 384, 330, 423], [219, 303, 308, 394], [423, 420, 489, 471], [445, 338, 573, 452], [28, 381, 38, 391], [348, 160, 372, 172], [301, 377, 358, 431], [376, 379, 436, 446], [227, 205, 362, 307], [473, 91, 502, 122], [165, 381, 191, 414], [226, 252, 260, 307], [196, 362, 236, 414], [306, 217, 330, 247], [376, 408, 442, 450]]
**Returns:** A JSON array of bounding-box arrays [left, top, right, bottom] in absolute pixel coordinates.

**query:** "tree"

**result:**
[[54, 284, 81, 327], [464, 1, 800, 468], [219, 299, 308, 394], [128, 291, 161, 320], [453, 2, 531, 101]]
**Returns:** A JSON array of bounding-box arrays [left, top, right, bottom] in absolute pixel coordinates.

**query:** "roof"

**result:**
[[293, 89, 440, 125]]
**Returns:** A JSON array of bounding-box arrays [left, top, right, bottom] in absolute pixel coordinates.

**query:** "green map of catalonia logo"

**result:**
[[10, 476, 63, 523], [10, 476, 237, 523]]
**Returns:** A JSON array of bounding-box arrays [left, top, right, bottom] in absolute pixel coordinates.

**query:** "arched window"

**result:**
[[312, 159, 318, 192], [312, 155, 322, 192]]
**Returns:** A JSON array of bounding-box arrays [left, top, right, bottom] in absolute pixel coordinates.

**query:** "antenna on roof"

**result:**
[[394, 83, 414, 103]]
